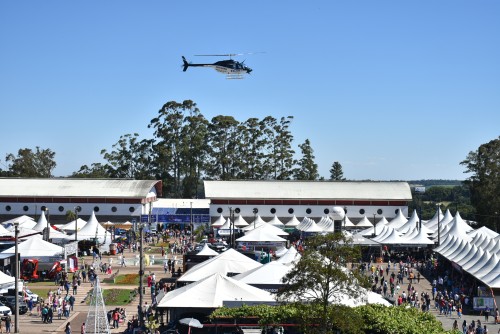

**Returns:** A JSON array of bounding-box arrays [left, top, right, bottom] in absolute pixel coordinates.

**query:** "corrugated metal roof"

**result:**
[[204, 180, 412, 200], [0, 178, 160, 198]]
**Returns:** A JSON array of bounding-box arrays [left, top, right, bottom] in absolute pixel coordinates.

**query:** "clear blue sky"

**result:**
[[1, 1, 499, 181]]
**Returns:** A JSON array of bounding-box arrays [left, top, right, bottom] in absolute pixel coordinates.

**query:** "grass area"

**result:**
[[114, 274, 140, 285], [101, 289, 134, 305], [28, 281, 59, 287], [27, 288, 51, 300]]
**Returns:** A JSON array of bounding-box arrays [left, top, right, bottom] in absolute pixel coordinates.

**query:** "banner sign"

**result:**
[[473, 297, 495, 310], [64, 241, 78, 257], [140, 214, 210, 224]]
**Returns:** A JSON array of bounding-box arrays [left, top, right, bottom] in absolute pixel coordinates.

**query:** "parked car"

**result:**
[[0, 301, 12, 316], [0, 296, 28, 315]]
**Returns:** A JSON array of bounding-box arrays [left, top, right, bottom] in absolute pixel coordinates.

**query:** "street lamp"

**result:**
[[14, 221, 19, 333], [373, 213, 377, 237], [253, 208, 258, 229], [343, 206, 347, 234], [190, 201, 193, 243], [437, 203, 441, 246], [45, 208, 50, 241], [138, 221, 144, 326]]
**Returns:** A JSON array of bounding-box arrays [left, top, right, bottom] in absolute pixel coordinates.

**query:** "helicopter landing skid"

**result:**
[[226, 74, 244, 79]]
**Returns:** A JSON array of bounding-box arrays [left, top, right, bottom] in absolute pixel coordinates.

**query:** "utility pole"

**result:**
[[14, 221, 19, 334]]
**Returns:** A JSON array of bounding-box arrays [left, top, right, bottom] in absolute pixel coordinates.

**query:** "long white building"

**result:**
[[204, 180, 412, 223]]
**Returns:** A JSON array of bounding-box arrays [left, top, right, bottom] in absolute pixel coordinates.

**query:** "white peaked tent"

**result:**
[[445, 239, 470, 260], [397, 210, 419, 234], [468, 226, 499, 240], [423, 207, 444, 227], [438, 212, 474, 241], [178, 248, 262, 283], [464, 250, 492, 275], [285, 215, 301, 228], [233, 215, 249, 228], [1, 215, 36, 229], [461, 248, 485, 272], [0, 224, 9, 235], [217, 218, 234, 236], [317, 216, 334, 232], [447, 242, 473, 264], [233, 261, 293, 285], [427, 209, 454, 232], [356, 216, 374, 228], [372, 228, 407, 245], [349, 233, 381, 246], [343, 216, 356, 228], [236, 225, 288, 242], [158, 273, 275, 308], [243, 215, 267, 231], [196, 243, 219, 256], [0, 271, 15, 292], [433, 235, 457, 254], [276, 246, 302, 265], [455, 244, 481, 267], [387, 209, 408, 229], [60, 218, 88, 231], [401, 226, 434, 245], [2, 235, 64, 257], [360, 219, 388, 237], [32, 211, 49, 232], [267, 215, 285, 228], [68, 211, 108, 243], [300, 219, 324, 233], [469, 252, 499, 277], [211, 215, 226, 228]]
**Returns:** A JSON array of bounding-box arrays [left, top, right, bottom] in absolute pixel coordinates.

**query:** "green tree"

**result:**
[[237, 118, 269, 179], [461, 136, 500, 228], [276, 233, 369, 334], [293, 139, 318, 180], [101, 133, 155, 180], [206, 115, 241, 180], [4, 147, 56, 177], [180, 106, 209, 198], [71, 163, 111, 178], [263, 116, 295, 180], [329, 161, 345, 181]]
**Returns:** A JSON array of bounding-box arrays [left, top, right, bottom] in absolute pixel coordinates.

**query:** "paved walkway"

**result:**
[[15, 250, 177, 333]]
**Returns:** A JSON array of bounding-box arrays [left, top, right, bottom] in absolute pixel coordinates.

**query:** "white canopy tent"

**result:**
[[233, 215, 249, 228], [158, 273, 275, 308], [32, 211, 49, 232], [211, 215, 226, 228], [387, 209, 408, 229], [1, 215, 36, 230], [0, 271, 15, 293], [356, 216, 374, 228], [60, 218, 88, 232], [178, 248, 262, 283], [275, 246, 302, 265], [285, 215, 301, 228], [267, 215, 285, 228], [196, 243, 219, 256], [236, 225, 288, 242], [66, 211, 108, 243], [2, 235, 64, 257], [233, 261, 293, 285]]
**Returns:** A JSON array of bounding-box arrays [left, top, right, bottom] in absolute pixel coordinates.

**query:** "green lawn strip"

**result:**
[[27, 288, 52, 301], [113, 274, 140, 285], [101, 289, 134, 306], [27, 281, 59, 287]]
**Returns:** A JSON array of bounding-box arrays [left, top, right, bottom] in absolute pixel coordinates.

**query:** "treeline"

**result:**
[[1, 100, 347, 198]]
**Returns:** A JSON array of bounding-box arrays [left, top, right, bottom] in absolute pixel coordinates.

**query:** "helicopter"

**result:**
[[182, 53, 254, 79]]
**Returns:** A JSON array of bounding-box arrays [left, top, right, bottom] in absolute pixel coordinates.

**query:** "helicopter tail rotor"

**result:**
[[182, 56, 189, 72]]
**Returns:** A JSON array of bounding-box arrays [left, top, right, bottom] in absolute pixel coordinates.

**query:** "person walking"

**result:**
[[81, 322, 85, 334], [4, 316, 11, 333], [65, 322, 71, 334]]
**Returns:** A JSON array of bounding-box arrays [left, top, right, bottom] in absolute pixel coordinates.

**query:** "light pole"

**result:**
[[373, 213, 377, 237], [437, 203, 441, 246], [343, 206, 347, 234], [14, 221, 19, 333], [45, 208, 50, 241], [190, 201, 193, 243], [138, 222, 144, 326], [253, 208, 258, 229]]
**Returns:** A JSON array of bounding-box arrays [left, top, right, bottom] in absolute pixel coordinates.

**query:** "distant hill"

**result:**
[[407, 180, 463, 188]]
